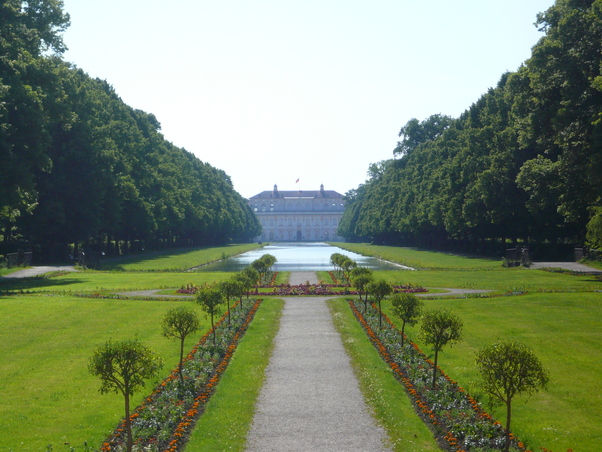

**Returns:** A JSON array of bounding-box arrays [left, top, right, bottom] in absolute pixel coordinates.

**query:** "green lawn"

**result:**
[[331, 242, 503, 270], [380, 292, 602, 452], [0, 295, 207, 451], [0, 271, 233, 294], [375, 268, 601, 292], [100, 243, 264, 271]]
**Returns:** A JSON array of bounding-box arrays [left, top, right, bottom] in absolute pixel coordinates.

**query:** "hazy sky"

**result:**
[[61, 0, 555, 199]]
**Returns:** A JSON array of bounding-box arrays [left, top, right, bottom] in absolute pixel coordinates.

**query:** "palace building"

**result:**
[[248, 185, 345, 242]]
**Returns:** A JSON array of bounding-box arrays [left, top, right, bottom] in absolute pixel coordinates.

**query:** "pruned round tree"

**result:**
[[366, 279, 393, 328], [475, 340, 549, 452], [161, 307, 201, 384], [390, 292, 423, 347], [196, 286, 224, 345], [419, 308, 463, 389], [88, 339, 163, 452], [350, 266, 373, 310]]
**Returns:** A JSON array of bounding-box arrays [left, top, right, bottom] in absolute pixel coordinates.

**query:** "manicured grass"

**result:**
[[328, 298, 441, 452], [375, 268, 601, 292], [0, 271, 233, 293], [331, 242, 502, 270], [184, 298, 284, 451], [0, 295, 208, 451], [381, 292, 602, 452], [100, 243, 264, 271]]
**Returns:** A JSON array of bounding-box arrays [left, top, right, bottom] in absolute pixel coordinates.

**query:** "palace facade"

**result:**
[[248, 185, 345, 242]]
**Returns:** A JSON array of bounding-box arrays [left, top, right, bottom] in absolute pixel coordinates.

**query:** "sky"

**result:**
[[60, 0, 555, 199]]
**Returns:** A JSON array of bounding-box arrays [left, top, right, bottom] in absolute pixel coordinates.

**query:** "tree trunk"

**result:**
[[125, 392, 132, 452], [432, 349, 439, 389], [401, 322, 406, 347], [179, 337, 185, 384], [505, 398, 512, 452]]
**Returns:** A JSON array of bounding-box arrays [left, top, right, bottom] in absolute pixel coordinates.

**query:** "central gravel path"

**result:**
[[245, 296, 391, 452]]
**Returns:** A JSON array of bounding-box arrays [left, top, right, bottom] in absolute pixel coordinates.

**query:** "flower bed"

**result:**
[[100, 298, 263, 452], [347, 298, 531, 452]]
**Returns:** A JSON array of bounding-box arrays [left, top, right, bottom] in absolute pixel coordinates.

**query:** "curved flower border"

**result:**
[[347, 298, 534, 452], [100, 298, 263, 452]]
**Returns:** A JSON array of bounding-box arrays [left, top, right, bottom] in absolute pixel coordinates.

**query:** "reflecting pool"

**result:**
[[196, 242, 411, 272]]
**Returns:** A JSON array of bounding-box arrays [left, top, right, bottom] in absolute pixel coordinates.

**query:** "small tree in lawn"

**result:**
[[366, 279, 393, 328], [419, 308, 463, 389], [196, 286, 224, 345], [161, 307, 200, 384], [351, 267, 373, 310], [89, 339, 163, 452], [240, 266, 260, 296], [218, 279, 242, 322], [340, 257, 357, 285], [475, 340, 549, 452], [391, 292, 423, 347]]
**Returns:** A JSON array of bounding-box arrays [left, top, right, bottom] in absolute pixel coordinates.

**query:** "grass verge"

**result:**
[[328, 298, 441, 452], [381, 292, 602, 451], [330, 242, 502, 270], [101, 243, 264, 271], [183, 298, 284, 451]]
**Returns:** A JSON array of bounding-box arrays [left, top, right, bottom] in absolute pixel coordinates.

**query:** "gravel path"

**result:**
[[245, 296, 391, 452], [1, 266, 78, 279], [530, 261, 602, 274], [288, 271, 319, 285]]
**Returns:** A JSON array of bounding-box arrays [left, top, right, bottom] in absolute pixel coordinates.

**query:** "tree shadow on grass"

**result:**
[[0, 276, 85, 292]]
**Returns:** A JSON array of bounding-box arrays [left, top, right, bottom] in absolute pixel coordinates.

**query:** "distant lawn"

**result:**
[[331, 242, 502, 270], [0, 271, 233, 294], [374, 268, 601, 292], [100, 243, 263, 271], [380, 292, 602, 452], [0, 294, 207, 451]]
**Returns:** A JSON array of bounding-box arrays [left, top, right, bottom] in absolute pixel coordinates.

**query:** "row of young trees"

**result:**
[[88, 260, 266, 452], [338, 0, 602, 257], [352, 274, 548, 452], [1, 1, 261, 261]]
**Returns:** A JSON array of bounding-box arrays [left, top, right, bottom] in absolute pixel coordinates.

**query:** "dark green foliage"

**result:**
[[390, 293, 422, 347], [0, 1, 261, 257], [340, 0, 602, 255]]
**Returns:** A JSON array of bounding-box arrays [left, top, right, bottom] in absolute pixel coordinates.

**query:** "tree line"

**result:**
[[1, 0, 261, 261], [338, 0, 602, 258]]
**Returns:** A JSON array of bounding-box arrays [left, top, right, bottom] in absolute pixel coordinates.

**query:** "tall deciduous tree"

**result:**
[[475, 341, 549, 452], [161, 307, 200, 384], [419, 309, 463, 389], [88, 339, 163, 452]]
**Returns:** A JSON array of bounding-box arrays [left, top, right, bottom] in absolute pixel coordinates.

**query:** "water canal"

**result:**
[[197, 242, 412, 272]]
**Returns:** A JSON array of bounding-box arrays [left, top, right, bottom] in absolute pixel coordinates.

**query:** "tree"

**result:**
[[195, 286, 223, 345], [88, 339, 163, 452], [419, 309, 463, 389], [239, 266, 260, 297], [475, 341, 549, 452], [390, 293, 423, 347], [366, 279, 393, 328], [218, 279, 243, 322], [339, 256, 357, 285], [161, 307, 200, 384], [350, 266, 373, 310]]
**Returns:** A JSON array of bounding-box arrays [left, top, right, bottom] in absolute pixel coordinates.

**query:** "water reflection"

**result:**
[[197, 242, 410, 272]]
